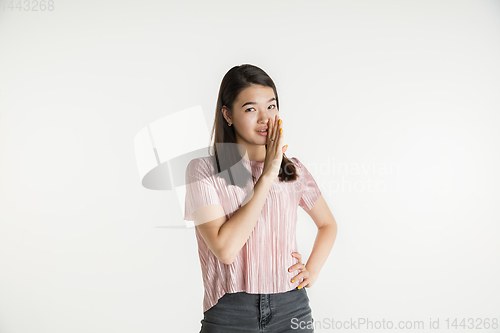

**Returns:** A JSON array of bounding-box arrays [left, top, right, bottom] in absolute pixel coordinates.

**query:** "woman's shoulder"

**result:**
[[288, 156, 303, 170], [187, 155, 212, 168], [185, 156, 218, 180], [288, 156, 318, 179]]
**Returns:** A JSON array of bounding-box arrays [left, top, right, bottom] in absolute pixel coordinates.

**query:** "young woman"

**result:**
[[184, 64, 337, 332]]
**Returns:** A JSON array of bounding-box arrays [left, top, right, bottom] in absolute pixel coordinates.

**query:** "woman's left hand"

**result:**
[[289, 252, 318, 289]]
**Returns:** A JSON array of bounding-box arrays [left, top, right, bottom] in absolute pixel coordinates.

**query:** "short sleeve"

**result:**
[[292, 157, 322, 211], [184, 158, 223, 221]]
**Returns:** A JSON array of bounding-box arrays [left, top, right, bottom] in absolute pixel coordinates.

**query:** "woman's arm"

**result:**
[[195, 173, 275, 265], [303, 195, 338, 282], [218, 173, 275, 264]]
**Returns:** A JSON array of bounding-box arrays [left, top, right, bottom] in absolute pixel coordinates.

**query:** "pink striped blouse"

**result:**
[[184, 155, 322, 313]]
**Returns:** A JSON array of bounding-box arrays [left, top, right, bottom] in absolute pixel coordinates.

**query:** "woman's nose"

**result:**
[[259, 109, 276, 122]]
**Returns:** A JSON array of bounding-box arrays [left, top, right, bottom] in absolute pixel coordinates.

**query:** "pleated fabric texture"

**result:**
[[184, 155, 322, 314]]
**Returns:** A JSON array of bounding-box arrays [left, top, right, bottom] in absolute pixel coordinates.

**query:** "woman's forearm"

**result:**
[[218, 174, 274, 264]]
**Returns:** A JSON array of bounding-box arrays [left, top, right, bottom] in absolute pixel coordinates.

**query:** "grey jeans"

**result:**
[[199, 286, 315, 332]]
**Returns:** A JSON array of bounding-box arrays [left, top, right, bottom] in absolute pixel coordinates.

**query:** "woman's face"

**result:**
[[225, 84, 279, 148]]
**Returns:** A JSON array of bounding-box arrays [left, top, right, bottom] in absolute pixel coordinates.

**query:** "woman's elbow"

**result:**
[[217, 247, 235, 265]]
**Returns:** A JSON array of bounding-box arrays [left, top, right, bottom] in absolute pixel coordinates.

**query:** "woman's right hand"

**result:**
[[262, 114, 287, 180]]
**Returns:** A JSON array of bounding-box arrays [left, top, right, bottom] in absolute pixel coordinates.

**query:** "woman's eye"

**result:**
[[245, 105, 276, 112]]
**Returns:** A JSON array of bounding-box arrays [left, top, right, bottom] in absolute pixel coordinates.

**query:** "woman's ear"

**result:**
[[221, 105, 232, 125]]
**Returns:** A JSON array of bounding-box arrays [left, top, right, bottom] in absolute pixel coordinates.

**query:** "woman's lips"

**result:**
[[256, 130, 268, 136]]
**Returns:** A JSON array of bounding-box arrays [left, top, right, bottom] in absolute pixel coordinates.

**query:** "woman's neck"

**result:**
[[240, 145, 266, 162]]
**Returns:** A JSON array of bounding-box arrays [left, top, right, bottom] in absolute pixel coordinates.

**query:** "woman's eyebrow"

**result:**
[[241, 97, 276, 108]]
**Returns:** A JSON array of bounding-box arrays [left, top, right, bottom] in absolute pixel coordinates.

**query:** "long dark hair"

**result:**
[[208, 64, 298, 187]]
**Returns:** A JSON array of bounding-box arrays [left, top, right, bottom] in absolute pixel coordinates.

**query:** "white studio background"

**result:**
[[1, 0, 499, 332]]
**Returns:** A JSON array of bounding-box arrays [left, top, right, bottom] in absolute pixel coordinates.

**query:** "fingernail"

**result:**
[[285, 145, 288, 148], [297, 286, 302, 289], [278, 119, 281, 125], [292, 280, 295, 283], [280, 128, 283, 133]]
